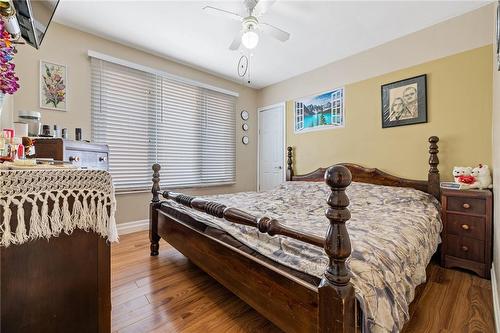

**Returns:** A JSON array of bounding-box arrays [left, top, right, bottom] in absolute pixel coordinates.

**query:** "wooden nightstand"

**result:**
[[441, 189, 493, 279]]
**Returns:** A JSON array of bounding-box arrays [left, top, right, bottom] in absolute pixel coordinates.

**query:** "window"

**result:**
[[331, 89, 343, 126], [91, 56, 236, 191], [295, 102, 304, 131]]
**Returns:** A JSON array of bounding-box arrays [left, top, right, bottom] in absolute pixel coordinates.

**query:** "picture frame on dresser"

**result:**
[[440, 189, 493, 279]]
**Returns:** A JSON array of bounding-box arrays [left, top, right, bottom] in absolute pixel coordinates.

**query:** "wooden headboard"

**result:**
[[286, 136, 441, 200]]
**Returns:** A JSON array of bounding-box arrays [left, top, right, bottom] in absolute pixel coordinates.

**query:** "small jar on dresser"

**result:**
[[441, 189, 493, 279]]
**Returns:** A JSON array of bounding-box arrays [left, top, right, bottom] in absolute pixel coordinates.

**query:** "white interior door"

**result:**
[[258, 104, 285, 191]]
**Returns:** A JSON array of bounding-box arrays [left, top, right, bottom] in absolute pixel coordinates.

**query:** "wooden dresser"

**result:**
[[441, 189, 493, 279], [1, 171, 112, 332], [34, 138, 108, 170], [1, 141, 112, 332]]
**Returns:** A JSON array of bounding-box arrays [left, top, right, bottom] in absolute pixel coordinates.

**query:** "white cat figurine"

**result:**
[[452, 166, 472, 183], [470, 164, 493, 189]]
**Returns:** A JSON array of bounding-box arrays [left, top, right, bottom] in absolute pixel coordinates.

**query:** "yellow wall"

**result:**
[[286, 46, 492, 181]]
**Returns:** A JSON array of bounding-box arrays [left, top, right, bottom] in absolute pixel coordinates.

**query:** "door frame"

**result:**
[[257, 102, 286, 192]]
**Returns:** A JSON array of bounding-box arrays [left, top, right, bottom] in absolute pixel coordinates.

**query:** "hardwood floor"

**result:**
[[112, 231, 495, 333]]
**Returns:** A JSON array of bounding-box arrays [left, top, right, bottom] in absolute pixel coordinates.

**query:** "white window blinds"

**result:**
[[91, 57, 236, 191]]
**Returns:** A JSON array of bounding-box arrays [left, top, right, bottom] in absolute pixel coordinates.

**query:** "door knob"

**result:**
[[276, 166, 282, 169]]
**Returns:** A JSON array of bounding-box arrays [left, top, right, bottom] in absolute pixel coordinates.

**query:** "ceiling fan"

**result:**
[[203, 0, 290, 50]]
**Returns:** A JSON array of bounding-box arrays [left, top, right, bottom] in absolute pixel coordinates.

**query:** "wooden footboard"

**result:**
[[150, 164, 359, 333]]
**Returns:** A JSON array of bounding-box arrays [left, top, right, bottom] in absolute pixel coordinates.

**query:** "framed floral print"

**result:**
[[381, 74, 427, 128], [40, 61, 67, 111]]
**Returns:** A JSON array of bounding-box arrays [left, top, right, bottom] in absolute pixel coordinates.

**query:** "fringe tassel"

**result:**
[[62, 195, 72, 234], [29, 199, 44, 239], [50, 194, 63, 236], [80, 193, 90, 231], [1, 202, 13, 247], [1, 170, 118, 245], [100, 204, 109, 237], [40, 198, 51, 240], [89, 197, 97, 230], [15, 201, 28, 244], [96, 200, 104, 234], [72, 197, 84, 229], [108, 196, 119, 242]]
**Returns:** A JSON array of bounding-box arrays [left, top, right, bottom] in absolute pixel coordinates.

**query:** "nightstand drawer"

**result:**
[[446, 214, 485, 240], [446, 196, 485, 215], [441, 189, 492, 278], [446, 234, 484, 262]]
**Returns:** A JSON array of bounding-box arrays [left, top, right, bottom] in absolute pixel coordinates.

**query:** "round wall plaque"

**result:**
[[241, 110, 249, 121], [242, 123, 249, 131], [242, 136, 249, 145]]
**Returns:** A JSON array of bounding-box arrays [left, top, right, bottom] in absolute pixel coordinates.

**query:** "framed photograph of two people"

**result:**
[[381, 74, 427, 128]]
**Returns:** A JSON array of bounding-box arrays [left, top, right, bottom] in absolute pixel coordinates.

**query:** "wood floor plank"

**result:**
[[112, 231, 495, 333], [447, 270, 494, 333]]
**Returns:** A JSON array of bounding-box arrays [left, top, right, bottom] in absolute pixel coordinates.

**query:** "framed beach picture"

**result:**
[[40, 61, 67, 111], [294, 88, 344, 133], [381, 74, 427, 128]]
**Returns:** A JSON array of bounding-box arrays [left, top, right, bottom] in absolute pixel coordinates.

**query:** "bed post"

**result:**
[[318, 165, 356, 333], [428, 136, 440, 200], [150, 163, 161, 256], [286, 146, 294, 181]]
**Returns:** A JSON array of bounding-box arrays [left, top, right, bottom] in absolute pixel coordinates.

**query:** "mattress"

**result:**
[[163, 181, 442, 333]]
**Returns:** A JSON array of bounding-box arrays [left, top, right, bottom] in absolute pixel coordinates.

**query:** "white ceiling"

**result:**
[[53, 0, 489, 89]]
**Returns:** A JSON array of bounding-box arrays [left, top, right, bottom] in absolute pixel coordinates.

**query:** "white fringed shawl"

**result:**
[[0, 169, 118, 247]]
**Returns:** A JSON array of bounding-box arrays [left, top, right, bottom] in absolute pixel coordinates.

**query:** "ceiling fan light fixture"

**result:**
[[204, 3, 289, 51], [242, 28, 259, 49]]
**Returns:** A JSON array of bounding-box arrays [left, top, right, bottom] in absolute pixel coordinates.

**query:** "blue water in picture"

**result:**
[[303, 113, 341, 128]]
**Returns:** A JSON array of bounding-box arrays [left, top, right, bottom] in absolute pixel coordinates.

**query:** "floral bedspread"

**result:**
[[164, 181, 442, 333]]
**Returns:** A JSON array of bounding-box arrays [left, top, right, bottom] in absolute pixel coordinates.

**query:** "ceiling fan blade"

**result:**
[[229, 32, 242, 50], [203, 6, 243, 21], [253, 0, 276, 17], [261, 22, 290, 42]]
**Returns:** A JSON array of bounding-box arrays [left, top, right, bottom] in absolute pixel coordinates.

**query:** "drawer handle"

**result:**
[[461, 224, 470, 230], [99, 156, 107, 162], [462, 203, 471, 209], [461, 245, 469, 252], [69, 156, 80, 162]]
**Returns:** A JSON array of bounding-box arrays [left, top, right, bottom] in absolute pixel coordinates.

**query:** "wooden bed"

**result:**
[[149, 136, 440, 333]]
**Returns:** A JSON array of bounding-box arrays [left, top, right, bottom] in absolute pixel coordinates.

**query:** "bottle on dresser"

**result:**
[[1, 128, 14, 160]]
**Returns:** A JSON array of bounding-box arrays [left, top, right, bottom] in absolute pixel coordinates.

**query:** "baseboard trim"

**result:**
[[492, 265, 500, 333], [117, 219, 149, 235]]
